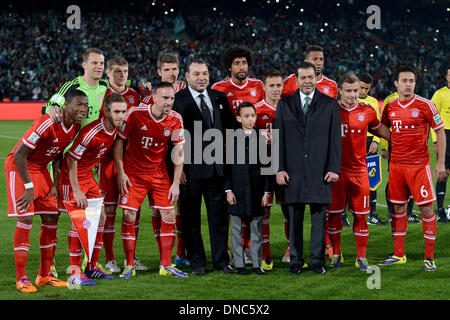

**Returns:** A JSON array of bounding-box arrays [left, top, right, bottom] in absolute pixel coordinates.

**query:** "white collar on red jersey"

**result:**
[[230, 78, 249, 89]]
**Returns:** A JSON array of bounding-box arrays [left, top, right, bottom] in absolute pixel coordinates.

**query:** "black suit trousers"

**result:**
[[181, 173, 229, 270], [288, 203, 326, 268]]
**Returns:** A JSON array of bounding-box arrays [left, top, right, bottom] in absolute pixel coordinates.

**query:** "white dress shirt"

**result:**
[[188, 86, 214, 122]]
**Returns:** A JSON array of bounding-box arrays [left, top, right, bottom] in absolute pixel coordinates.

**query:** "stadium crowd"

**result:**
[[0, 1, 448, 102]]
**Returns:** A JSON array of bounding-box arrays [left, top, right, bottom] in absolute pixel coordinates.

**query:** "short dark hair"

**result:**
[[359, 73, 373, 86], [106, 56, 128, 70], [157, 52, 179, 69], [395, 65, 417, 81], [153, 81, 174, 94], [221, 45, 254, 71], [103, 92, 126, 112], [338, 72, 360, 89], [262, 68, 283, 83], [186, 59, 208, 73], [82, 48, 103, 62], [297, 61, 316, 75], [304, 45, 324, 60], [66, 89, 88, 104], [236, 101, 256, 116]]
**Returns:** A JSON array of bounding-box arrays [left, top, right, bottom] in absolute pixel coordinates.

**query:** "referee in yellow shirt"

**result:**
[[431, 66, 450, 223], [358, 74, 386, 225]]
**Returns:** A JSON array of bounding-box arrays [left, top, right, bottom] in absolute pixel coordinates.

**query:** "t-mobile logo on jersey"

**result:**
[[45, 146, 60, 157], [392, 120, 402, 132], [141, 136, 153, 149], [232, 100, 243, 110], [341, 124, 349, 137]]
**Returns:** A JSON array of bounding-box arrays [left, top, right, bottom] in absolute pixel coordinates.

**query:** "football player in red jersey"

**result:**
[[97, 56, 147, 274], [326, 73, 390, 271], [114, 82, 188, 278], [254, 69, 288, 270], [139, 52, 189, 268], [379, 65, 446, 271], [5, 89, 87, 293], [59, 93, 127, 285], [282, 45, 338, 99], [212, 45, 264, 117]]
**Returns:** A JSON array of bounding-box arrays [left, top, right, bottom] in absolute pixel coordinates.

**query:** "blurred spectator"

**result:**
[[0, 1, 448, 101]]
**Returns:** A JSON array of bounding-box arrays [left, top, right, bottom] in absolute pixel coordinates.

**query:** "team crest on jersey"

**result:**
[[98, 95, 103, 103], [250, 89, 256, 97], [357, 113, 365, 122], [163, 128, 172, 137], [411, 109, 419, 118], [83, 219, 91, 229], [128, 97, 134, 104], [121, 196, 128, 204], [324, 87, 329, 93]]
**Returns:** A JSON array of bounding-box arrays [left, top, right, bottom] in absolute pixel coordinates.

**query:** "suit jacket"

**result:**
[[224, 131, 273, 217], [273, 88, 341, 204], [173, 86, 238, 180]]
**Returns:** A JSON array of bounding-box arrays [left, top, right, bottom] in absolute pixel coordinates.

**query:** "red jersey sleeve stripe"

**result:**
[[35, 118, 54, 135], [22, 138, 36, 150], [81, 123, 103, 146], [68, 150, 82, 160]]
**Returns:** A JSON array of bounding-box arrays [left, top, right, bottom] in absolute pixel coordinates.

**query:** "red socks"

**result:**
[[160, 219, 176, 267], [327, 212, 342, 255], [39, 222, 57, 276], [391, 211, 407, 257], [121, 220, 136, 266], [353, 214, 369, 258], [14, 221, 32, 281], [103, 209, 116, 262], [422, 213, 436, 259], [68, 227, 82, 275]]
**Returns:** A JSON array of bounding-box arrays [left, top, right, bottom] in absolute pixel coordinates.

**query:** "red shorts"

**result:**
[[388, 162, 436, 206], [5, 164, 58, 218], [119, 169, 174, 212], [327, 174, 370, 215], [58, 176, 103, 212], [98, 158, 119, 206]]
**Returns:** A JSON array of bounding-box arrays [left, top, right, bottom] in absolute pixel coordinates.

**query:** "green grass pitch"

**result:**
[[0, 120, 449, 300]]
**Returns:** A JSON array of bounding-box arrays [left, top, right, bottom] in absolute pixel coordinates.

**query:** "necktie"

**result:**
[[303, 96, 311, 114], [199, 93, 213, 128]]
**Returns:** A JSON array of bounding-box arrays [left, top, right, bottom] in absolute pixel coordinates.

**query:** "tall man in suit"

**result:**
[[274, 62, 341, 275], [173, 60, 238, 275]]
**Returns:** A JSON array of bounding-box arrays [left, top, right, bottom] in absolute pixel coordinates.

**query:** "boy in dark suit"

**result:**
[[225, 102, 272, 275]]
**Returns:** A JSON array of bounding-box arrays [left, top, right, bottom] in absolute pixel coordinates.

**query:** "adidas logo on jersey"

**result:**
[[262, 115, 269, 119], [391, 112, 396, 117], [53, 138, 59, 143], [227, 92, 233, 97], [141, 125, 148, 130]]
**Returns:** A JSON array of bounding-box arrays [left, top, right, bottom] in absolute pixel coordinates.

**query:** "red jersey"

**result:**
[[254, 99, 277, 131], [381, 94, 444, 167], [139, 81, 186, 106], [211, 78, 264, 116], [99, 86, 140, 118], [118, 105, 184, 175], [61, 118, 118, 182], [339, 101, 381, 175], [282, 73, 338, 99], [6, 114, 80, 172]]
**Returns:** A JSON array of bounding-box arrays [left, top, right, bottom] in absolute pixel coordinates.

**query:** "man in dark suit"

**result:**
[[274, 62, 341, 275], [172, 59, 238, 275]]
